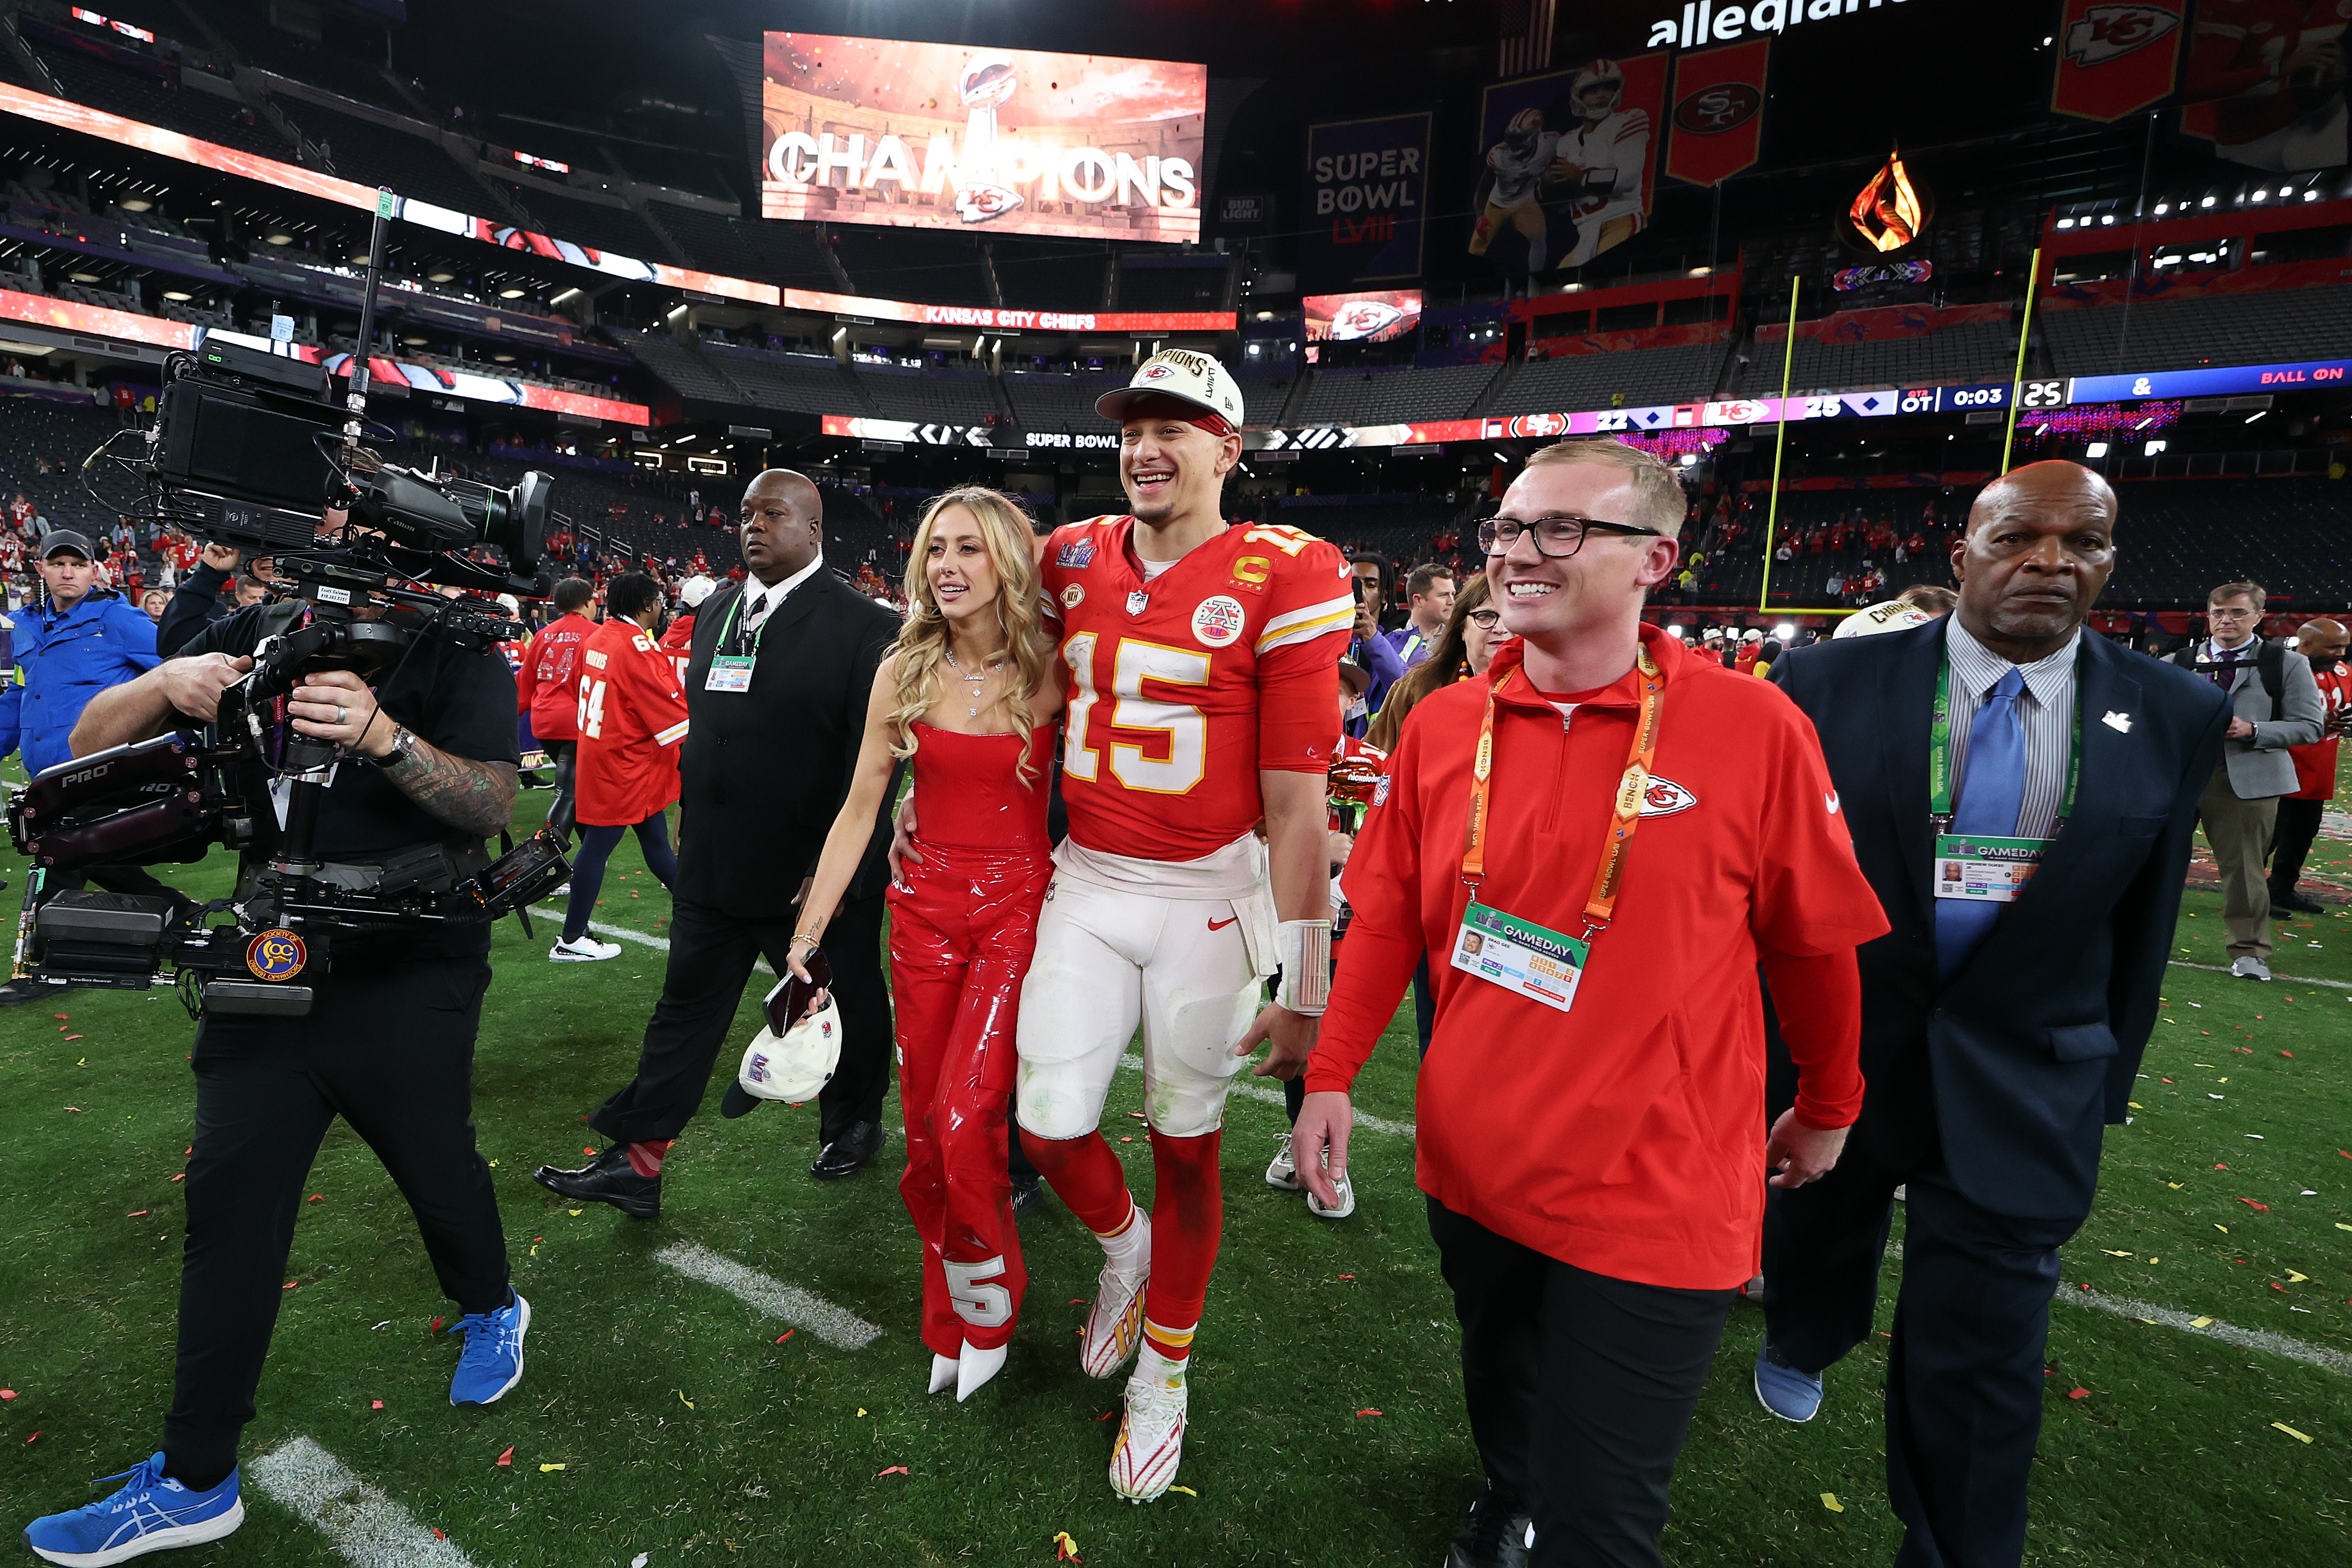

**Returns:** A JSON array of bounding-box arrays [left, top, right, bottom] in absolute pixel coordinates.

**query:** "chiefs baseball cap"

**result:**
[[1095, 349, 1245, 431], [37, 530, 93, 561]]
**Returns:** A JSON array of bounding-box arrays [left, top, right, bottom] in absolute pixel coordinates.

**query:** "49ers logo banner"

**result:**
[[2051, 0, 2185, 121], [1665, 38, 1770, 186]]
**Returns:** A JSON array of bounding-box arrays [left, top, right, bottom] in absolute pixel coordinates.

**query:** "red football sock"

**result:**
[[1143, 1127, 1222, 1351], [625, 1139, 671, 1179], [1017, 1127, 1133, 1235]]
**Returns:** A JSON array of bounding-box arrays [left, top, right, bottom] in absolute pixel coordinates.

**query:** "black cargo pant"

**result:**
[[163, 953, 509, 1489]]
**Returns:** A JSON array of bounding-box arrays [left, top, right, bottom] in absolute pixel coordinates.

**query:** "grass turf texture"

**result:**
[[2, 786, 2348, 1566]]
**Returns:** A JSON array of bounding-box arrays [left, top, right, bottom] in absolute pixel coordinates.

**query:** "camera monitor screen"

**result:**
[[759, 33, 1205, 244]]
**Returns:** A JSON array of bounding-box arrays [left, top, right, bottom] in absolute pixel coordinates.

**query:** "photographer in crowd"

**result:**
[[21, 568, 531, 1564]]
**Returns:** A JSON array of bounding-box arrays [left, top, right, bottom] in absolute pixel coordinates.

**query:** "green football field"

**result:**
[[2, 781, 2348, 1567]]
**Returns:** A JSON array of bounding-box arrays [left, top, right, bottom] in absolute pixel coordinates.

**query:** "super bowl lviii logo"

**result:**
[[760, 34, 1206, 243]]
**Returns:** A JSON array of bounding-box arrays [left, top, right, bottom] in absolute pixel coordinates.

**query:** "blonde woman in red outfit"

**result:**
[[790, 485, 1063, 1402]]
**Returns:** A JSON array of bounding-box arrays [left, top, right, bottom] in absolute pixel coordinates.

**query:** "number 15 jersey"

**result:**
[[1040, 515, 1354, 863]]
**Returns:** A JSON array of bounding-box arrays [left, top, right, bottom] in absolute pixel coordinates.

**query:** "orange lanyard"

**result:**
[[1460, 645, 1666, 936]]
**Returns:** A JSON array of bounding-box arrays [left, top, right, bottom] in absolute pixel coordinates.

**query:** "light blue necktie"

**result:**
[[1936, 667, 2027, 979]]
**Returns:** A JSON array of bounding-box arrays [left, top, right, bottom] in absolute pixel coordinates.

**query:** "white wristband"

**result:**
[[1274, 918, 1332, 1015]]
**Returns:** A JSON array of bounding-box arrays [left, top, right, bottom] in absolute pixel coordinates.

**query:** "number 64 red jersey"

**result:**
[[1040, 515, 1354, 862]]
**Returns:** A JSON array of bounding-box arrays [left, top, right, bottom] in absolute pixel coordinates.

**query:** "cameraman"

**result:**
[[22, 586, 531, 1564], [157, 542, 274, 657]]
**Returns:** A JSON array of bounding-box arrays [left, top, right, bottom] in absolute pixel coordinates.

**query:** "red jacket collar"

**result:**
[[1484, 621, 1684, 710]]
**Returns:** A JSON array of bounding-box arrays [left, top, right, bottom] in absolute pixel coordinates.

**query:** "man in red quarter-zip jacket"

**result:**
[[1292, 438, 1888, 1568]]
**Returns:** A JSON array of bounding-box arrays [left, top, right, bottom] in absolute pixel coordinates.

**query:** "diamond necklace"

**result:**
[[943, 645, 997, 719]]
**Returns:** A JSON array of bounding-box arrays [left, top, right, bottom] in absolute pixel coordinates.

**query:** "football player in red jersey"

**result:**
[[900, 351, 1352, 1500], [516, 576, 597, 842], [553, 572, 685, 962]]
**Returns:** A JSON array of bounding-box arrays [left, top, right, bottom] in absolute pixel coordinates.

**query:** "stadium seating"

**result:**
[[609, 330, 744, 407], [855, 364, 1002, 425], [1733, 322, 2019, 396], [1296, 363, 1498, 426], [28, 45, 299, 163], [994, 242, 1108, 311], [1497, 343, 1729, 414], [641, 201, 839, 292], [696, 344, 863, 416], [0, 397, 137, 542], [2043, 285, 2352, 379], [495, 183, 672, 262], [831, 227, 993, 307], [1118, 261, 1230, 313], [272, 99, 494, 220], [1002, 370, 1124, 429], [1231, 368, 1299, 427]]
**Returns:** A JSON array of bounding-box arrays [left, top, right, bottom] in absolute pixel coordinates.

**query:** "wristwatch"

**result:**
[[355, 723, 418, 768]]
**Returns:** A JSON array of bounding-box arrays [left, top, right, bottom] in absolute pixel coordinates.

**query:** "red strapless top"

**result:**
[[909, 721, 1053, 851]]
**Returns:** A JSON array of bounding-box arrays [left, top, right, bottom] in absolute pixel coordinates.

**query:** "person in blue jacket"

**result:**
[[1, 529, 182, 1005]]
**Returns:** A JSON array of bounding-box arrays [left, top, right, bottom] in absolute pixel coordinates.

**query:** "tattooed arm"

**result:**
[[285, 667, 518, 837]]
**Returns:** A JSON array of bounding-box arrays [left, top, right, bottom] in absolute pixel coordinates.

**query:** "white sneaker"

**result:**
[[1307, 1169, 1356, 1219], [1079, 1213, 1150, 1379], [1265, 1132, 1303, 1191], [2231, 955, 2273, 982], [549, 936, 622, 962], [1108, 1351, 1189, 1502]]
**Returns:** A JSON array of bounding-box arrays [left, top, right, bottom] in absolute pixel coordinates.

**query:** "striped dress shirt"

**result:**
[[1943, 618, 2081, 840]]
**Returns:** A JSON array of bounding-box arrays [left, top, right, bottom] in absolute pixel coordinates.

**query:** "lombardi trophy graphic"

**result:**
[[953, 54, 1025, 225]]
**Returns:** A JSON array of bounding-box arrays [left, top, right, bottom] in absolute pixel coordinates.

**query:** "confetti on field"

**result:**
[[1054, 1531, 1085, 1562], [2216, 1225, 2230, 1233], [776, 1331, 795, 1344], [2240, 1199, 2271, 1212], [1095, 1409, 1116, 1421], [1168, 1485, 1197, 1496], [634, 1557, 649, 1568], [370, 1400, 383, 1410], [126, 1210, 148, 1218], [2287, 1269, 2310, 1283], [2272, 1423, 2314, 1444], [1822, 1493, 1844, 1512], [877, 1465, 908, 1477], [2068, 1388, 2090, 1400], [539, 1462, 565, 1472], [61, 1035, 80, 1042], [2190, 1317, 2214, 1329], [1355, 1408, 1383, 1418], [2101, 1249, 2132, 1257], [25, 1431, 39, 1443], [568, 1209, 581, 1216], [677, 1391, 694, 1409], [496, 1446, 513, 1466], [0, 1390, 14, 1400], [856, 1408, 866, 1418], [307, 1195, 322, 1204]]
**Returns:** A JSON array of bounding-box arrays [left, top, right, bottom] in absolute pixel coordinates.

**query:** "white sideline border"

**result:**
[[2063, 1287, 2351, 1377], [2167, 959, 2350, 991], [248, 1436, 479, 1568], [655, 1240, 883, 1350]]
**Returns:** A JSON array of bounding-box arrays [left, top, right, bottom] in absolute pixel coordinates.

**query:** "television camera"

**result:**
[[6, 194, 577, 1015]]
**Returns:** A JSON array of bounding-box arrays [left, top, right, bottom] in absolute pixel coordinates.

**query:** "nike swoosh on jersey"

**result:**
[[1208, 916, 1239, 931]]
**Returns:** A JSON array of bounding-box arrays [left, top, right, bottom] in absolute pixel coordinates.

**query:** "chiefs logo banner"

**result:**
[[2051, 1, 2185, 121], [1665, 38, 1770, 186]]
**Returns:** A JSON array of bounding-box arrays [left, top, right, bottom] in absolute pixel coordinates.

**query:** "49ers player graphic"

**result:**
[[1470, 60, 1650, 274], [903, 351, 1350, 1500]]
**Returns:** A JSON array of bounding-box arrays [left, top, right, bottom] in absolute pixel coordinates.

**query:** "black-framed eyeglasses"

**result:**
[[1476, 514, 1663, 558], [1464, 608, 1502, 630]]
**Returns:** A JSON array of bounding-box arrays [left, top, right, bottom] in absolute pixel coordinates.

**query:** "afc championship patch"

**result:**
[[1056, 538, 1097, 568], [244, 927, 308, 982], [1191, 594, 1246, 648]]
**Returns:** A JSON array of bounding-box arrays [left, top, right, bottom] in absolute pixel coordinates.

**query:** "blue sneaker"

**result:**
[[448, 1291, 531, 1407], [1754, 1338, 1825, 1423], [23, 1452, 243, 1566]]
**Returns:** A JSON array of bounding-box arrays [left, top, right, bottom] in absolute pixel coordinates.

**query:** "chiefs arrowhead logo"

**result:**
[[2062, 3, 2180, 66], [1638, 777, 1698, 817]]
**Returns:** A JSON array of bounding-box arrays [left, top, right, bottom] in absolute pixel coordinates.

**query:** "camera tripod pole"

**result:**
[[340, 187, 395, 460]]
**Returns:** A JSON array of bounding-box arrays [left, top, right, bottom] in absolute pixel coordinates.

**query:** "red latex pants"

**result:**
[[887, 842, 1052, 1355]]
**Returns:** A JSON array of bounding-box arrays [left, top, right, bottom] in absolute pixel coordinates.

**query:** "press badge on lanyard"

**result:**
[[1452, 648, 1663, 1014], [704, 592, 765, 693], [1927, 655, 2078, 905]]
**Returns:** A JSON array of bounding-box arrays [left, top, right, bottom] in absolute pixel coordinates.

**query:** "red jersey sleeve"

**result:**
[[1749, 692, 1888, 960], [515, 625, 544, 715], [1251, 533, 1354, 772], [1309, 711, 1429, 1094], [629, 629, 690, 749]]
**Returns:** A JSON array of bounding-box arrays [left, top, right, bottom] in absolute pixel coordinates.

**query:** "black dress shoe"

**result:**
[[2273, 886, 2326, 915], [532, 1146, 661, 1219], [1009, 1176, 1047, 1223], [1444, 1480, 1530, 1568], [810, 1120, 881, 1181]]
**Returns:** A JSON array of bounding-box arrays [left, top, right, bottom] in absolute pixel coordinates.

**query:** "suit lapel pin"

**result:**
[[2102, 710, 2132, 733]]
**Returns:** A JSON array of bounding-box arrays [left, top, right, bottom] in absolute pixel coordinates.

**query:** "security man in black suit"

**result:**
[[535, 469, 898, 1214], [1754, 462, 2230, 1568]]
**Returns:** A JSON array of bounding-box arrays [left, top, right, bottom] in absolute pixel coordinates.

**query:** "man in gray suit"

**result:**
[[2172, 581, 2325, 980]]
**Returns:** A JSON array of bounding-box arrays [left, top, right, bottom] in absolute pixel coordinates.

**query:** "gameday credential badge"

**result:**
[[1191, 594, 1246, 648], [245, 928, 307, 982]]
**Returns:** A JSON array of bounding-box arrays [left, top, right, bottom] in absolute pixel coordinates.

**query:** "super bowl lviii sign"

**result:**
[[759, 34, 1206, 243]]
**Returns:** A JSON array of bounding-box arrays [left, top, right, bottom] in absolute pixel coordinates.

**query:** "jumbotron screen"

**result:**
[[1303, 290, 1422, 344], [759, 34, 1206, 244]]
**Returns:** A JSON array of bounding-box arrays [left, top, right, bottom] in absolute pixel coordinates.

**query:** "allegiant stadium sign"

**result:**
[[1647, 0, 1942, 50]]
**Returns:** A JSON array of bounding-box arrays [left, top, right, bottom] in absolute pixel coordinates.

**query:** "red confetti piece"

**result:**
[[583, 1148, 597, 1156], [1354, 1408, 1383, 1417], [281, 1282, 297, 1291], [495, 1446, 514, 1466], [0, 1390, 15, 1400], [308, 1195, 323, 1203], [1094, 1409, 1116, 1422], [433, 1529, 447, 1541], [2078, 1282, 2091, 1291], [62, 1035, 81, 1042], [184, 1148, 192, 1156], [2239, 1198, 2270, 1212], [1119, 1136, 1133, 1143], [2067, 1388, 2089, 1400], [2281, 1051, 2294, 1058], [370, 1400, 383, 1410], [1338, 1274, 1356, 1280], [126, 1211, 148, 1218], [1069, 1299, 1085, 1305], [169, 1174, 183, 1182], [775, 1330, 795, 1343], [25, 1431, 39, 1443], [52, 1014, 67, 1021], [430, 1317, 444, 1332], [2215, 1163, 2229, 1171], [877, 1465, 909, 1477], [2161, 1077, 2174, 1083], [2271, 1283, 2287, 1292]]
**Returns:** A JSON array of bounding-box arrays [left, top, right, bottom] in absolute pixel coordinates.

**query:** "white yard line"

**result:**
[[247, 1437, 479, 1568], [2062, 1287, 2352, 1377], [531, 906, 668, 951], [2167, 960, 2350, 991], [1117, 1051, 1416, 1138], [655, 1240, 883, 1350]]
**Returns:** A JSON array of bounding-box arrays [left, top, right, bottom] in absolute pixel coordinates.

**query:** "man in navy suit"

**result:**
[[1755, 461, 2230, 1567]]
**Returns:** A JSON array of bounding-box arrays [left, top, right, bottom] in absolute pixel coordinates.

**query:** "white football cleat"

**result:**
[[1079, 1213, 1151, 1379], [1108, 1354, 1189, 1502], [928, 1353, 959, 1395], [549, 936, 621, 962], [1265, 1132, 1303, 1191], [1307, 1169, 1356, 1220]]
